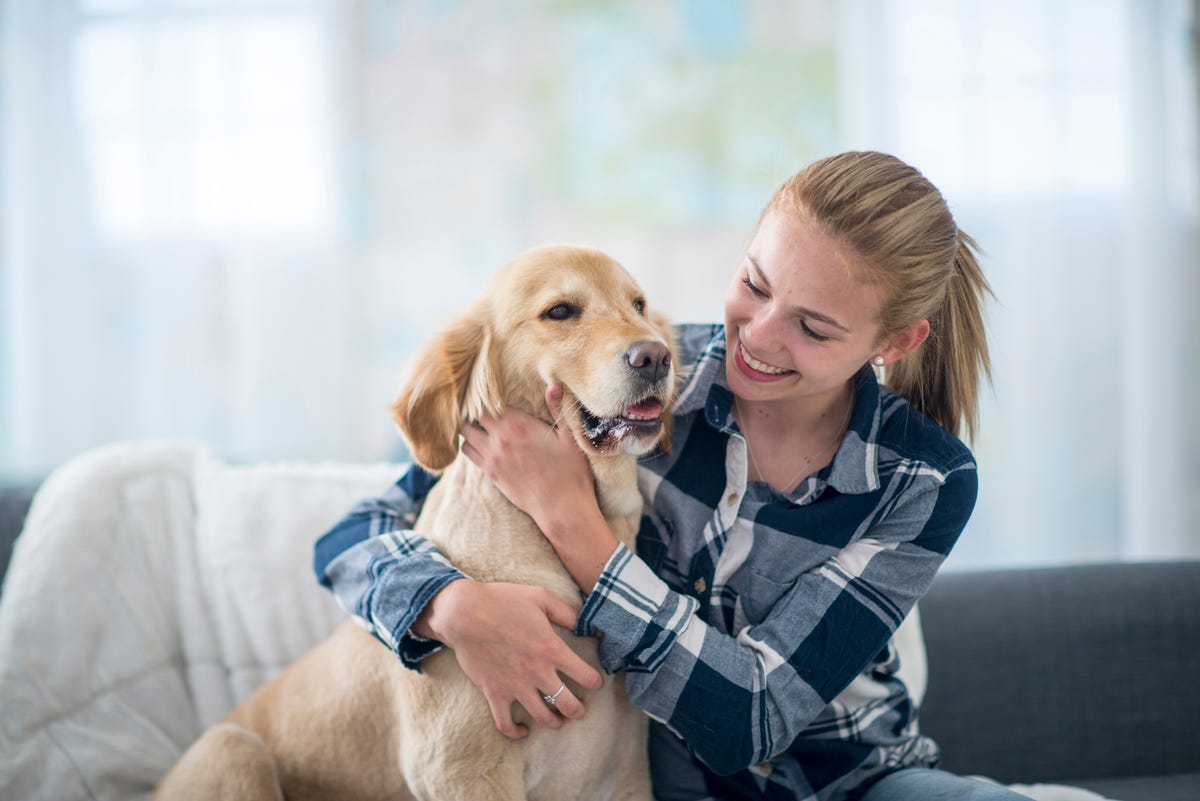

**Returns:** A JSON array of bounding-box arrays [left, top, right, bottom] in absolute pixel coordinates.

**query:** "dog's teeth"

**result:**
[[626, 398, 662, 420]]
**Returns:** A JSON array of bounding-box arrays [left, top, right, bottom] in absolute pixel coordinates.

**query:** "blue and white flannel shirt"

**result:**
[[313, 323, 979, 801]]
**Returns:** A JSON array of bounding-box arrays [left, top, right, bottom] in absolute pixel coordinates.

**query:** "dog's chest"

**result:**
[[415, 460, 578, 599]]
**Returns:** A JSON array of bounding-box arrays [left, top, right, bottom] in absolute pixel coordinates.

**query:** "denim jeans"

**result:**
[[649, 722, 1033, 801], [854, 768, 1033, 800]]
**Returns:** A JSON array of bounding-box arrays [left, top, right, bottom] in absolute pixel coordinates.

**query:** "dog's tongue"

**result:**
[[626, 398, 663, 420]]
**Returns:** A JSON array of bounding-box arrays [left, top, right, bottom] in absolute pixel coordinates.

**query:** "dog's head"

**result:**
[[393, 245, 675, 473]]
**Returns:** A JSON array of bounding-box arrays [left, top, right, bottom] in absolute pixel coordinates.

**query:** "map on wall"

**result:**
[[357, 0, 840, 342]]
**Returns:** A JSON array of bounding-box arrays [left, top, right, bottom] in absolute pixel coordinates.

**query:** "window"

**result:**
[[73, 0, 336, 240]]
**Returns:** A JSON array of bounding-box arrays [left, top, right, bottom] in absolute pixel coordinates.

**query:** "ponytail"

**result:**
[[883, 230, 993, 441], [769, 152, 994, 441]]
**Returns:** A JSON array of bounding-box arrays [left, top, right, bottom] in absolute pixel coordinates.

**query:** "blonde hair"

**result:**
[[767, 151, 993, 441]]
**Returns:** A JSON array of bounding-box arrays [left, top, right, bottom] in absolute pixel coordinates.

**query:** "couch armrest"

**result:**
[[917, 561, 1200, 784], [0, 484, 39, 591]]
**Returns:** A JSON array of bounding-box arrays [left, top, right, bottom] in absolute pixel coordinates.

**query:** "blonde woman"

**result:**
[[316, 152, 1023, 800]]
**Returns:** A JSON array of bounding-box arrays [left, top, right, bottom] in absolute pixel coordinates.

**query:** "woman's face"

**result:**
[[723, 208, 890, 408]]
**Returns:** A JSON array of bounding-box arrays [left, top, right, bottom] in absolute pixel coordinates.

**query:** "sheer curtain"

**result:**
[[1, 0, 359, 476], [839, 0, 1199, 567], [2, 0, 1197, 568]]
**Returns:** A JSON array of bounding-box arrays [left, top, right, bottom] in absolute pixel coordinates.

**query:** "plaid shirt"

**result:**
[[314, 323, 978, 801]]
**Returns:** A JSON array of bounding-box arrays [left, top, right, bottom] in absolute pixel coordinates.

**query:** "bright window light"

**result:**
[[73, 1, 335, 240]]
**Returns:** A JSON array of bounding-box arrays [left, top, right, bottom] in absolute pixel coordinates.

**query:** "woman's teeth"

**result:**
[[740, 342, 791, 375]]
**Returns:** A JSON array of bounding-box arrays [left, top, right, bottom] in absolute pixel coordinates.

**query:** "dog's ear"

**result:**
[[392, 311, 504, 473]]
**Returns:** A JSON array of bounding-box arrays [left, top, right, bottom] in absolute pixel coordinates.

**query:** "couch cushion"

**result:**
[[1074, 772, 1200, 801], [917, 562, 1200, 785]]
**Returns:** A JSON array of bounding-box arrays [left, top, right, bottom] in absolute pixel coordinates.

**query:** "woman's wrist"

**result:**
[[539, 501, 620, 595], [413, 577, 470, 642]]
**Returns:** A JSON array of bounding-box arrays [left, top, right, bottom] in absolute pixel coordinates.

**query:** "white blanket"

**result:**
[[0, 441, 401, 801], [0, 441, 1116, 801]]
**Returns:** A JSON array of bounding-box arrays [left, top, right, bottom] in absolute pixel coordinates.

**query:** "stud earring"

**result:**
[[873, 356, 885, 367]]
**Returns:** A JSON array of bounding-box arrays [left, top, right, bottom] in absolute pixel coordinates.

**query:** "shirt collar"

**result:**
[[679, 327, 882, 496]]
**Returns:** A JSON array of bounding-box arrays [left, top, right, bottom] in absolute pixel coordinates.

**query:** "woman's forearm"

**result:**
[[538, 499, 620, 596]]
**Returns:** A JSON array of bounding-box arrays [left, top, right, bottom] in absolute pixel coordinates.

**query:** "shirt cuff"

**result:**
[[575, 543, 699, 674], [325, 529, 469, 672], [392, 572, 466, 670]]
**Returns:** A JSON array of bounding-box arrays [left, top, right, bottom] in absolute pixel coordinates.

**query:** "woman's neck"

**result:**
[[735, 382, 853, 440], [733, 382, 855, 491]]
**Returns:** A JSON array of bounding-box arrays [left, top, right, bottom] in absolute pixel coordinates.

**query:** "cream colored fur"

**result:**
[[155, 245, 675, 801]]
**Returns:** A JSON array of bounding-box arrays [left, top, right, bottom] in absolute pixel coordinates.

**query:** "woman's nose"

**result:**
[[740, 314, 778, 352]]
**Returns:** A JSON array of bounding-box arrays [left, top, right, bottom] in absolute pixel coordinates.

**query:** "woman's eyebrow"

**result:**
[[748, 257, 851, 333]]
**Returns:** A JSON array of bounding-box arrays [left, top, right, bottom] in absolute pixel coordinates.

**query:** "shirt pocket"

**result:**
[[741, 567, 798, 626]]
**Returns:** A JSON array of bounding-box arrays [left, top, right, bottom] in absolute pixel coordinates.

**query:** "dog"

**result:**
[[155, 245, 675, 801]]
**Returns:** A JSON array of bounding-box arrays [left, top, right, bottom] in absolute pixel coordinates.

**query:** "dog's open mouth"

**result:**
[[578, 396, 664, 450]]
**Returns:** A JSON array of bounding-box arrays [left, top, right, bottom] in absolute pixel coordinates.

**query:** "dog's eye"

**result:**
[[543, 303, 579, 321], [632, 298, 646, 316]]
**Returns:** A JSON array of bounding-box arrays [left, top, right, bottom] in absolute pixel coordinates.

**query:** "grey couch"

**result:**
[[918, 561, 1199, 801], [0, 483, 1196, 800]]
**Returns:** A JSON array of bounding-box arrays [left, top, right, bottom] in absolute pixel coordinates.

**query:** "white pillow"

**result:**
[[0, 440, 402, 801]]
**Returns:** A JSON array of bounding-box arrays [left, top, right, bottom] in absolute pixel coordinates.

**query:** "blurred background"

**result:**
[[1, 0, 1196, 570]]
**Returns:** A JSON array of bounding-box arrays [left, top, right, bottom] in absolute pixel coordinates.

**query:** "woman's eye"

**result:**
[[632, 298, 646, 315], [543, 303, 578, 321], [800, 320, 831, 343], [741, 276, 767, 298]]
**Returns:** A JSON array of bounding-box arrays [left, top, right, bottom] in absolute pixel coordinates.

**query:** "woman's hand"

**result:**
[[460, 383, 622, 593], [418, 578, 605, 739], [460, 384, 597, 534]]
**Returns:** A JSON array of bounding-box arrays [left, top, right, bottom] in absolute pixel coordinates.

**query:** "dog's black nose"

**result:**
[[624, 340, 672, 383]]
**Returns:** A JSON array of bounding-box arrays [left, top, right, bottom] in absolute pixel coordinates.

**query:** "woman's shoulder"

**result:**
[[669, 322, 725, 369], [874, 386, 977, 481]]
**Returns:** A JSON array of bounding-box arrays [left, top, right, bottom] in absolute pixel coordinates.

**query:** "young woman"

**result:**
[[314, 152, 1026, 800]]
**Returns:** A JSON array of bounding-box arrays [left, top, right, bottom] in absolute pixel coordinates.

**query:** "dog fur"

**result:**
[[155, 245, 675, 801]]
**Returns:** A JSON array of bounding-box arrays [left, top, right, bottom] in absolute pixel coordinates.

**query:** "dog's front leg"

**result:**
[[154, 723, 284, 801]]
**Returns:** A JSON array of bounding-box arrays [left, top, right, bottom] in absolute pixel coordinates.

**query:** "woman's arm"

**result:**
[[312, 463, 468, 666], [459, 385, 619, 594], [578, 468, 978, 775], [313, 460, 604, 737], [463, 399, 977, 773]]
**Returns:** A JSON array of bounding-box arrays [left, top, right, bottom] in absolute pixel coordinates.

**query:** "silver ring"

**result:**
[[542, 683, 566, 706]]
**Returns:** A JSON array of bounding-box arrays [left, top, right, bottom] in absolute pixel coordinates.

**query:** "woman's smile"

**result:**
[[733, 340, 795, 381]]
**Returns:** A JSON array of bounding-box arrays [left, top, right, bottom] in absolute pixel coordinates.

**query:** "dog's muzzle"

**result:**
[[578, 396, 665, 450]]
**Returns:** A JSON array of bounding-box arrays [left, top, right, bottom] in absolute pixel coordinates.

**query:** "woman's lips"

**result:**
[[733, 340, 795, 382]]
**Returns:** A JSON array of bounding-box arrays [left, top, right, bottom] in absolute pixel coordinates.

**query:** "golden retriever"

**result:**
[[155, 245, 675, 801]]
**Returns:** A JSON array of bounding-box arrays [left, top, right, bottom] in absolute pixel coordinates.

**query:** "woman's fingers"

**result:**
[[459, 440, 481, 469], [545, 383, 566, 427], [520, 686, 565, 730], [485, 694, 528, 741], [543, 680, 586, 721], [540, 591, 580, 630], [539, 592, 605, 692], [435, 582, 604, 737]]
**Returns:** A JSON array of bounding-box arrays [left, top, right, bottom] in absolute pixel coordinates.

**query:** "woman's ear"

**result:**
[[876, 319, 931, 366], [392, 311, 503, 472]]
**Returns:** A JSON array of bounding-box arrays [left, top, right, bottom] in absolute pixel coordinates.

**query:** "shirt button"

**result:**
[[693, 577, 707, 594], [727, 492, 739, 506]]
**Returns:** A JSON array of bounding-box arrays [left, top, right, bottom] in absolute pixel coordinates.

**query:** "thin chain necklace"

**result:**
[[734, 386, 854, 494]]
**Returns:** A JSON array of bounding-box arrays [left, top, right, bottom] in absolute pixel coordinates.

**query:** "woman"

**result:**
[[314, 152, 1025, 800]]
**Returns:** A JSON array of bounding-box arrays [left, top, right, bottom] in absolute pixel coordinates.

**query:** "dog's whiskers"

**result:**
[[549, 397, 583, 438]]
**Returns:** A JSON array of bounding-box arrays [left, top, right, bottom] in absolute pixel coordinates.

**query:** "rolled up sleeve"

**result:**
[[575, 543, 701, 673], [313, 464, 468, 670]]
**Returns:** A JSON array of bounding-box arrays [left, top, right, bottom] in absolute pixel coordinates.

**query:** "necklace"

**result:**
[[733, 387, 854, 493]]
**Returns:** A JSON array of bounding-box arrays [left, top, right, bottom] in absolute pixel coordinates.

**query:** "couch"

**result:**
[[0, 443, 1196, 801]]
